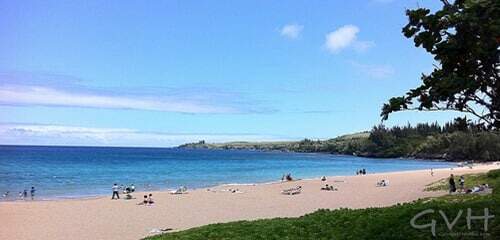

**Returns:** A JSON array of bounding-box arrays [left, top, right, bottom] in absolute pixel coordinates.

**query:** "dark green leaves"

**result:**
[[383, 0, 500, 129]]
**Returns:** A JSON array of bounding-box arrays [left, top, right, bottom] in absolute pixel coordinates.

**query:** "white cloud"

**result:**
[[353, 41, 376, 53], [280, 24, 303, 39], [350, 61, 395, 79], [325, 25, 359, 53], [324, 25, 374, 54], [0, 71, 277, 114], [0, 123, 288, 147], [0, 85, 234, 114]]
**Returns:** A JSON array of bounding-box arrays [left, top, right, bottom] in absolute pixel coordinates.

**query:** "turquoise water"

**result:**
[[0, 145, 453, 200]]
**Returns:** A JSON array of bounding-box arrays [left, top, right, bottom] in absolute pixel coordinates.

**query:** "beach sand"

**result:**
[[1, 163, 498, 240]]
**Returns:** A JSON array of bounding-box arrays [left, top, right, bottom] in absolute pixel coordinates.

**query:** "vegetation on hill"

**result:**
[[179, 118, 500, 162], [146, 169, 500, 240]]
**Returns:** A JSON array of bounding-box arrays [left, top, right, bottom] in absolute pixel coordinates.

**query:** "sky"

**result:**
[[0, 0, 466, 147]]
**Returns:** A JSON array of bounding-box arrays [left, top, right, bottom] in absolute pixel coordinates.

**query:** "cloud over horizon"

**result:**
[[0, 72, 274, 114], [0, 85, 236, 114], [0, 123, 288, 147]]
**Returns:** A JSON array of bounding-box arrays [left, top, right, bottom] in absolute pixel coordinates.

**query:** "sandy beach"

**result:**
[[1, 163, 498, 240]]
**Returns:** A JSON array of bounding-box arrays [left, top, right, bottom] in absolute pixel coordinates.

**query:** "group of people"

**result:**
[[281, 173, 293, 181], [449, 174, 490, 194], [356, 169, 367, 175], [138, 194, 155, 206], [376, 179, 388, 187], [110, 183, 156, 205], [321, 184, 337, 191], [111, 183, 135, 200], [3, 186, 36, 200], [448, 174, 464, 193]]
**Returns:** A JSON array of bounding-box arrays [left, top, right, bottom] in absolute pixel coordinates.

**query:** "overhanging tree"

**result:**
[[381, 0, 500, 128]]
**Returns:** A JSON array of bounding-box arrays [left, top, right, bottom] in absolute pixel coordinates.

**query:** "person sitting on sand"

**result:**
[[137, 195, 148, 205], [376, 180, 388, 187], [286, 173, 293, 181], [147, 194, 154, 205], [321, 184, 336, 191], [321, 176, 327, 181], [125, 193, 133, 200]]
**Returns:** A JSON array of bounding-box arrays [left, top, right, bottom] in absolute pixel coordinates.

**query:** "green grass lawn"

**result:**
[[425, 173, 490, 192], [145, 170, 500, 240]]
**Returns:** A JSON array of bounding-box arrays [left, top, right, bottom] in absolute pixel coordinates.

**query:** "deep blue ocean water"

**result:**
[[0, 145, 454, 200]]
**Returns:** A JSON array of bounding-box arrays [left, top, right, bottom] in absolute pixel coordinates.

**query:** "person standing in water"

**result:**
[[30, 186, 36, 200], [111, 183, 120, 200]]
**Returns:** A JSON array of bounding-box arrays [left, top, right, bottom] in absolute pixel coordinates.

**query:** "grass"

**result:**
[[145, 169, 500, 240], [425, 173, 490, 191]]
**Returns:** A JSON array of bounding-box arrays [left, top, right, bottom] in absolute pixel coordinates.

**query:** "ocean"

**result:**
[[0, 145, 453, 200]]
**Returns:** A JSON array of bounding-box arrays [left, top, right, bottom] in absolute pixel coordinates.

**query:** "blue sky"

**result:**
[[0, 0, 465, 147]]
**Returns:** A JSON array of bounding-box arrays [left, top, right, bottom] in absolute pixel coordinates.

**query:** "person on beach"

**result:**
[[430, 168, 434, 176], [3, 191, 9, 198], [147, 194, 154, 205], [137, 195, 148, 205], [449, 174, 456, 193], [130, 184, 135, 192], [30, 186, 36, 200], [22, 189, 28, 199], [459, 176, 465, 192], [362, 169, 366, 175], [321, 176, 326, 181], [111, 183, 120, 200]]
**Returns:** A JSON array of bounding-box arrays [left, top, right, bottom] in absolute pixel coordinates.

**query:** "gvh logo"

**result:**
[[410, 208, 494, 236]]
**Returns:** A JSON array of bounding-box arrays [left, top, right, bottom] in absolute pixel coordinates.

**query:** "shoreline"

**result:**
[[0, 162, 458, 203], [1, 163, 498, 240]]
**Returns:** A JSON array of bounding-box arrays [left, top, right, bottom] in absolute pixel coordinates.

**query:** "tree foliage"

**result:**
[[382, 0, 500, 128]]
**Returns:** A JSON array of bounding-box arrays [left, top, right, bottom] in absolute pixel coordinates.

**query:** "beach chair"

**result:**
[[281, 186, 301, 195], [170, 186, 188, 194], [170, 188, 183, 194]]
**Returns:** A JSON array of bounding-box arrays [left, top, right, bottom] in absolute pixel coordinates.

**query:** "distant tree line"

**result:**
[[288, 117, 500, 162], [179, 118, 500, 162]]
